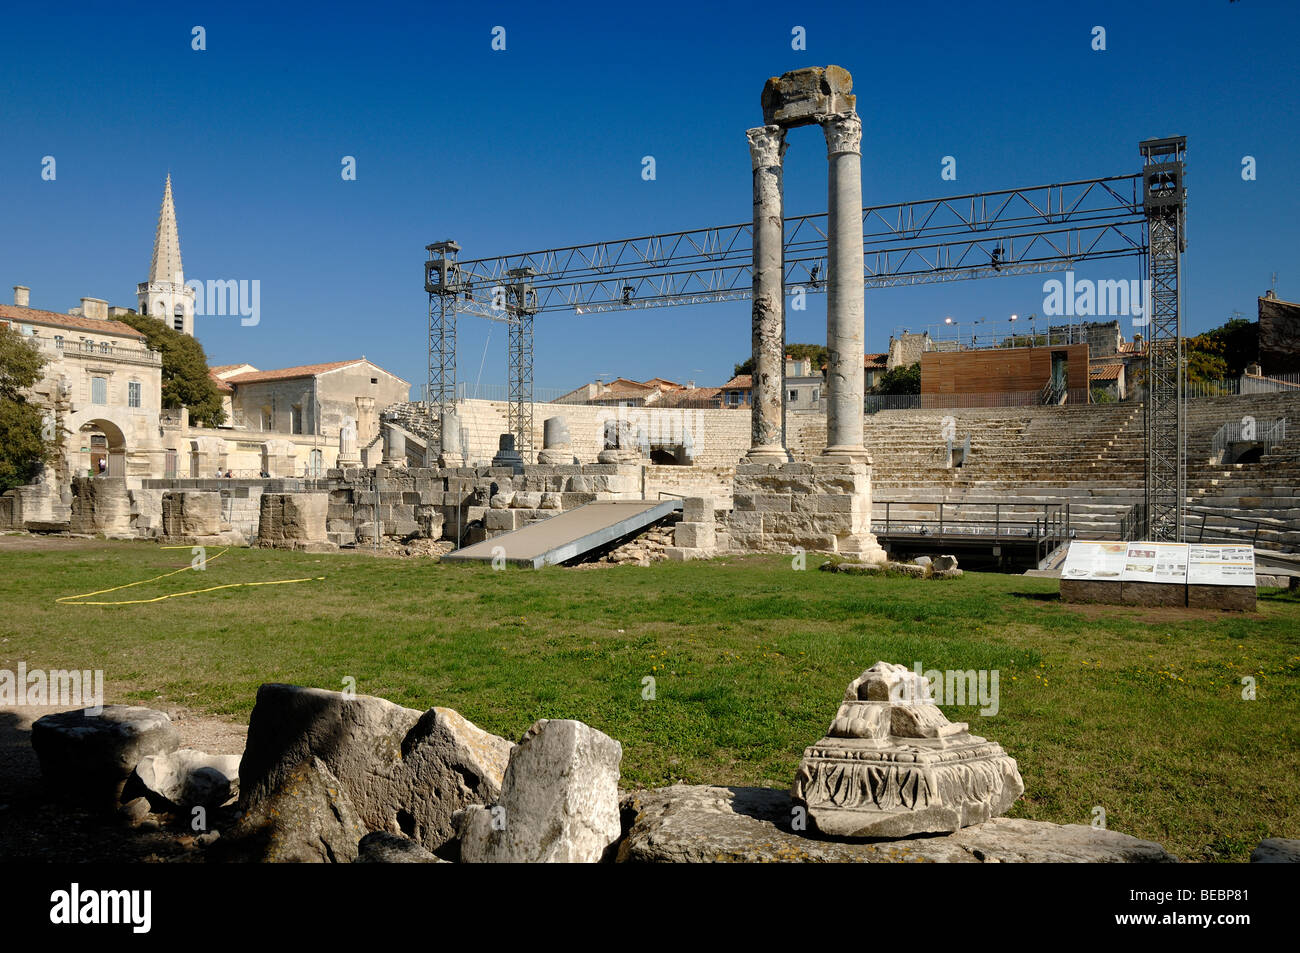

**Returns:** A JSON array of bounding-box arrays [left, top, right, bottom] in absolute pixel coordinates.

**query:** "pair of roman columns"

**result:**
[[745, 111, 868, 464]]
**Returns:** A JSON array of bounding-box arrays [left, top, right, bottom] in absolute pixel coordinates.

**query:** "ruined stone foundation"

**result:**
[[728, 461, 885, 559]]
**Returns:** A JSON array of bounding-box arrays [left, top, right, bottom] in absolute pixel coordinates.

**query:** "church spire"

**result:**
[[149, 174, 184, 285], [138, 174, 196, 336]]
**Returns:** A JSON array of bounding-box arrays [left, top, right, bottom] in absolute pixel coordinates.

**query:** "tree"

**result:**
[[733, 342, 828, 378], [1185, 317, 1258, 384], [117, 314, 226, 426], [873, 361, 921, 395], [0, 324, 52, 491]]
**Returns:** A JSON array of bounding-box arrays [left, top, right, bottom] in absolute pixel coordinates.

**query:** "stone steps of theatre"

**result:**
[[868, 442, 1146, 455], [871, 466, 1148, 483], [1186, 493, 1300, 510], [1184, 523, 1300, 550], [863, 439, 1137, 453], [870, 477, 1145, 489]]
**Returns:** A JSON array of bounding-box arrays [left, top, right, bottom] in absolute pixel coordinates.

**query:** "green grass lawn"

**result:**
[[2, 538, 1297, 861]]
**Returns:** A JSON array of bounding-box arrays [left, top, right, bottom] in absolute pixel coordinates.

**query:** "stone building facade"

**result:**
[[1, 176, 412, 524], [1, 293, 165, 480], [214, 360, 408, 448]]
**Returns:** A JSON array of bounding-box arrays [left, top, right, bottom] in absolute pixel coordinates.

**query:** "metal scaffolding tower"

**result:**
[[506, 267, 538, 462], [1139, 137, 1188, 541], [424, 241, 463, 442]]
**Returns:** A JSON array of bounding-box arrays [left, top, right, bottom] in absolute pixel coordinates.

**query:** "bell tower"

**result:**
[[136, 174, 196, 336]]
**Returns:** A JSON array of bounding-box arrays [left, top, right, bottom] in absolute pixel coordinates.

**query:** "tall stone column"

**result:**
[[819, 110, 869, 462], [745, 124, 789, 462]]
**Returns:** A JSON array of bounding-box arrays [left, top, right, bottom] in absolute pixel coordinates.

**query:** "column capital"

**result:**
[[746, 125, 788, 169], [819, 111, 862, 156]]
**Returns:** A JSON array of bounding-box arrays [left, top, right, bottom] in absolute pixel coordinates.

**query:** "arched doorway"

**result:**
[[79, 419, 127, 477]]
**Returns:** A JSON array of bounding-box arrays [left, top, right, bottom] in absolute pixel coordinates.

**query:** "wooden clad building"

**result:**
[[921, 343, 1090, 405]]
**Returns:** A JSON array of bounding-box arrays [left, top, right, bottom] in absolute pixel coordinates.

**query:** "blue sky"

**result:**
[[2, 0, 1297, 397]]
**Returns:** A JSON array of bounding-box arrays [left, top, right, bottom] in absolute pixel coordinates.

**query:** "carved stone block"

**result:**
[[792, 662, 1023, 839]]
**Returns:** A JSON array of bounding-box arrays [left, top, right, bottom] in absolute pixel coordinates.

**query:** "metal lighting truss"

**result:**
[[429, 158, 1180, 516], [448, 174, 1144, 315]]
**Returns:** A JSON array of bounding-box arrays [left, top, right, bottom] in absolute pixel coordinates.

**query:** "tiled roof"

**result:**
[[1118, 341, 1146, 355], [209, 363, 256, 375], [655, 387, 721, 407], [722, 374, 753, 389], [224, 360, 367, 384], [0, 304, 148, 341], [1089, 362, 1125, 381], [209, 370, 234, 393], [595, 379, 657, 396], [865, 352, 889, 367]]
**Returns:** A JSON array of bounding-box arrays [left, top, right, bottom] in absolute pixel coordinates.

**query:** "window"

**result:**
[[260, 407, 272, 431], [812, 388, 819, 402], [83, 340, 94, 352], [173, 315, 184, 331], [308, 449, 323, 478], [370, 378, 378, 385], [100, 341, 110, 354], [91, 377, 107, 405], [789, 389, 798, 402], [54, 336, 63, 350], [128, 381, 141, 408], [291, 405, 303, 434]]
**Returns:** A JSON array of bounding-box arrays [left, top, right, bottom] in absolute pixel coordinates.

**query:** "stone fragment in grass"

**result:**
[[239, 684, 511, 853], [128, 748, 241, 810], [220, 757, 367, 863], [31, 706, 180, 807], [618, 785, 1175, 863], [458, 718, 622, 863]]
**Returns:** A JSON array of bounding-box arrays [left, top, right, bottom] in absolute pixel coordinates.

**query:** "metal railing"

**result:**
[[1039, 378, 1067, 405], [1210, 417, 1288, 458], [873, 500, 1072, 565], [1118, 502, 1147, 541], [1186, 507, 1299, 552]]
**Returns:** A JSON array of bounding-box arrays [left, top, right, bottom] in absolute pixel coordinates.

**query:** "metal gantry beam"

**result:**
[[448, 175, 1144, 314], [1139, 137, 1188, 541], [428, 160, 1180, 518]]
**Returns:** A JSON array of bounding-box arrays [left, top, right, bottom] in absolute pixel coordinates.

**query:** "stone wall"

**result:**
[[644, 465, 736, 509], [307, 462, 643, 547], [257, 493, 329, 549], [451, 400, 752, 467], [69, 477, 132, 536], [161, 491, 222, 537], [728, 462, 885, 559]]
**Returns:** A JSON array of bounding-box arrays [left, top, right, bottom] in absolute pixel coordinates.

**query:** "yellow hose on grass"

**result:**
[[56, 546, 325, 606]]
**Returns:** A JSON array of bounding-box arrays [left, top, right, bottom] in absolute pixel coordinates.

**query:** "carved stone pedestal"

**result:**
[[793, 662, 1023, 839]]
